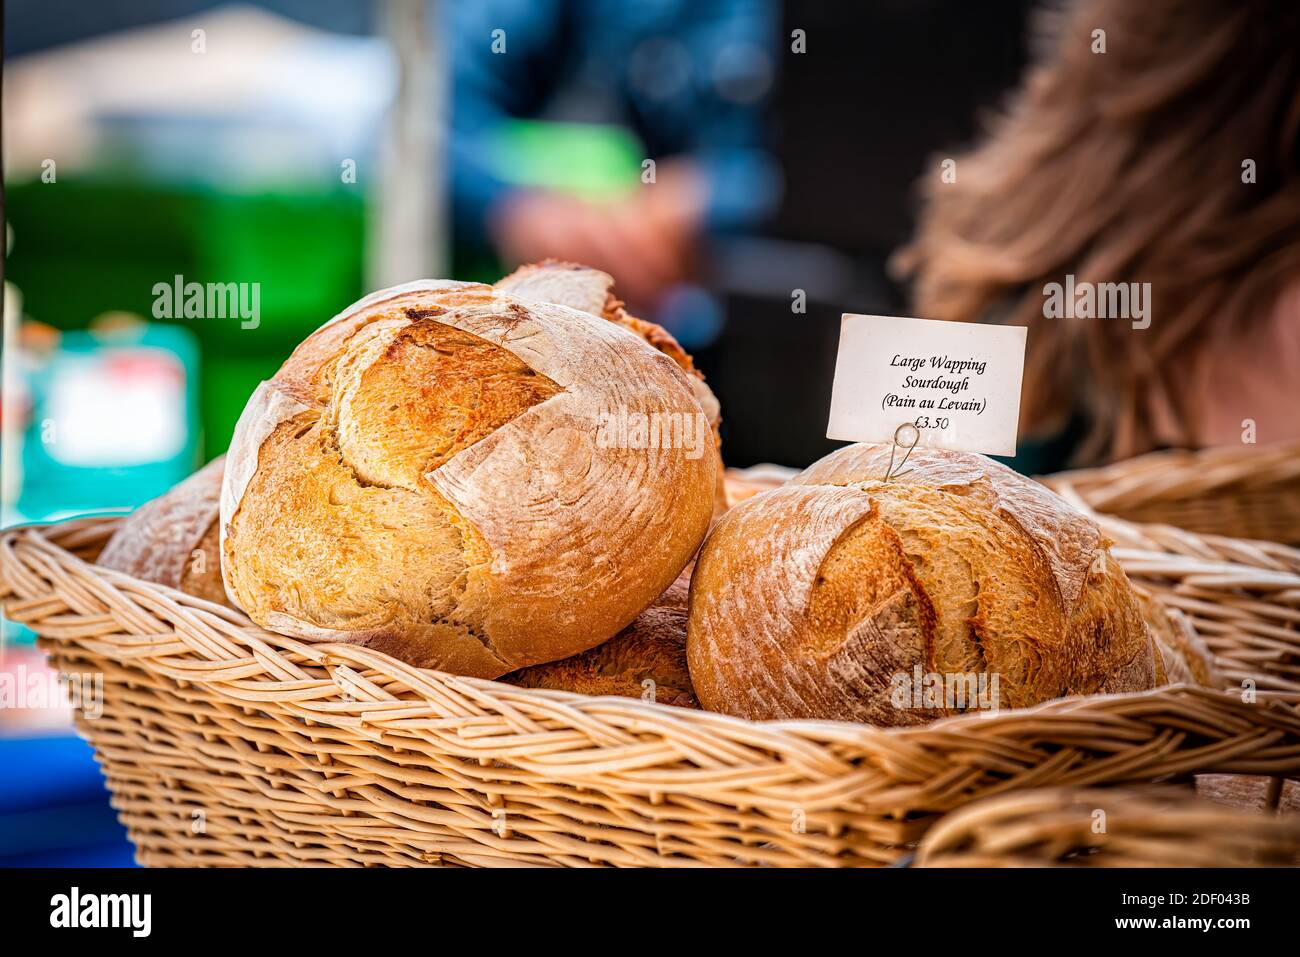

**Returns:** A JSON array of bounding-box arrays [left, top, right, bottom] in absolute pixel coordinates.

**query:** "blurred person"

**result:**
[[894, 0, 1300, 468], [449, 0, 780, 309]]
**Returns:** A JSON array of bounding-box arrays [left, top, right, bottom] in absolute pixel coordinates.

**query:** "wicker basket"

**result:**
[[914, 786, 1300, 867], [3, 507, 1300, 868], [1051, 489, 1300, 704], [1043, 441, 1300, 545]]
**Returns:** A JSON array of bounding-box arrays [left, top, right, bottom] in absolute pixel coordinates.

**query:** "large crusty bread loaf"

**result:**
[[98, 456, 230, 607], [221, 279, 716, 677], [687, 444, 1158, 724], [495, 260, 728, 513], [504, 565, 697, 708]]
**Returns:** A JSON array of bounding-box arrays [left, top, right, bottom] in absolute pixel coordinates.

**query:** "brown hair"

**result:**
[[894, 0, 1300, 463]]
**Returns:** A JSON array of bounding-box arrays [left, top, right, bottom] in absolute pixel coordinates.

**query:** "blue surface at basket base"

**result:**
[[0, 733, 137, 867]]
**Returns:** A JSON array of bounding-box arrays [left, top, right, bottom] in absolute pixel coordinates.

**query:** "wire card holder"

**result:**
[[882, 421, 921, 483]]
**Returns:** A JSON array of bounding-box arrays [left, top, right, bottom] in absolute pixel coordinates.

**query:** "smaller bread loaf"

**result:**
[[98, 456, 230, 606], [504, 566, 697, 708], [687, 444, 1160, 725]]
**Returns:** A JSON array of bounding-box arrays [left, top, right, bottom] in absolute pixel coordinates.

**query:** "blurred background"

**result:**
[[2, 1, 1038, 525], [3, 0, 1295, 864]]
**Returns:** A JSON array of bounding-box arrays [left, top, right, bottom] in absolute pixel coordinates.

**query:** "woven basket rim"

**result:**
[[5, 514, 1297, 748], [1045, 438, 1300, 480]]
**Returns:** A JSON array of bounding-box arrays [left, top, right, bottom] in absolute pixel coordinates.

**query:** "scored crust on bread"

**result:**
[[220, 280, 716, 678], [98, 456, 230, 607], [504, 565, 697, 708], [495, 261, 727, 511], [687, 444, 1159, 725], [495, 261, 704, 393]]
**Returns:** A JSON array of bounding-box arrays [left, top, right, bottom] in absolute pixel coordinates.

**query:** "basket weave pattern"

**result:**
[[1044, 441, 1300, 545], [915, 786, 1300, 867], [4, 509, 1300, 867], [1053, 490, 1300, 704]]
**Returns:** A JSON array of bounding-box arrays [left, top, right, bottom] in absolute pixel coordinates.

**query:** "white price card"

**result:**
[[826, 314, 1027, 457]]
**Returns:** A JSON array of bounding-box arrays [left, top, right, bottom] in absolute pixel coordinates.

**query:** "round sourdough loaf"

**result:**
[[220, 280, 715, 677], [99, 455, 230, 607], [686, 443, 1158, 724]]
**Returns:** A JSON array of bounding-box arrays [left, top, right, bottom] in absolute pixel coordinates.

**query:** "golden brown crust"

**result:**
[[504, 566, 697, 708], [687, 444, 1158, 725], [495, 260, 714, 410], [221, 280, 715, 677], [496, 260, 696, 367], [794, 444, 1101, 611], [98, 456, 230, 607], [495, 261, 727, 513]]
